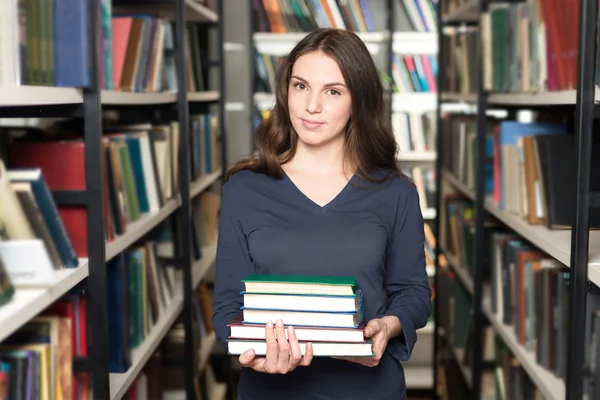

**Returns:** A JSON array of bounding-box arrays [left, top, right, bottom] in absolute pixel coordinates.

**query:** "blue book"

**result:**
[[6, 169, 79, 268]]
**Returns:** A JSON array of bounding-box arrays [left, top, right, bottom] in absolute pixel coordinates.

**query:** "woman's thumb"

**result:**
[[239, 349, 255, 364]]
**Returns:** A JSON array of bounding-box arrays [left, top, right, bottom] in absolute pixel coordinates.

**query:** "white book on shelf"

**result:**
[[0, 239, 56, 286]]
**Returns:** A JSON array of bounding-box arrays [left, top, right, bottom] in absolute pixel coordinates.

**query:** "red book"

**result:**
[[227, 313, 366, 343]]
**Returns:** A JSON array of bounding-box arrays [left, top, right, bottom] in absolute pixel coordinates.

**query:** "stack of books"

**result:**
[[226, 274, 374, 357]]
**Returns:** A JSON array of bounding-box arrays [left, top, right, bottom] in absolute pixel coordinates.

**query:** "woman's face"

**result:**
[[287, 50, 352, 148]]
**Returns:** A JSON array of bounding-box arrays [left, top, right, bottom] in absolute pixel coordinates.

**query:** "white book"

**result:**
[[227, 339, 374, 357]]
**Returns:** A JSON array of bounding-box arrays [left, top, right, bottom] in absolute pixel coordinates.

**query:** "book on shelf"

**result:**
[[1, 0, 208, 93], [0, 290, 89, 400], [227, 274, 374, 357], [253, 0, 377, 33], [441, 112, 600, 230]]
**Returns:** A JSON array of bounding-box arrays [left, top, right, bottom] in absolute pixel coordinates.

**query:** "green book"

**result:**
[[241, 274, 356, 296]]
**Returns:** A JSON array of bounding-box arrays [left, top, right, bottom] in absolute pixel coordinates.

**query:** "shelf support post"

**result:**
[[84, 0, 109, 397], [567, 0, 598, 398], [174, 0, 195, 398], [472, 0, 489, 398], [432, 0, 445, 395]]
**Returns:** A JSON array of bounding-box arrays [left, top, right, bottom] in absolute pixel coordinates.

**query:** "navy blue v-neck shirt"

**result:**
[[212, 167, 432, 400]]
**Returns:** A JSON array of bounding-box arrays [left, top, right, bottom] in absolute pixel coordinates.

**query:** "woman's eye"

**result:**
[[294, 83, 306, 90], [327, 89, 340, 96]]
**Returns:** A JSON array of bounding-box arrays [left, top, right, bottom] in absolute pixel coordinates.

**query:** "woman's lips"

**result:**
[[300, 118, 325, 129]]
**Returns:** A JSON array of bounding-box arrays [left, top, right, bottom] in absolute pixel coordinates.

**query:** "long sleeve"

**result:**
[[382, 182, 432, 362], [211, 180, 254, 350]]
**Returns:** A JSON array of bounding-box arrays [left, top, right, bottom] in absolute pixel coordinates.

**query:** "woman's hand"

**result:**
[[238, 319, 314, 373], [334, 316, 401, 367]]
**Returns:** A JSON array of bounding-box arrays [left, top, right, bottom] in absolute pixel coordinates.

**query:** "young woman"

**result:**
[[212, 28, 432, 400]]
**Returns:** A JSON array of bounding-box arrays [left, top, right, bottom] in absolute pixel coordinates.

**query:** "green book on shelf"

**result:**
[[241, 274, 356, 296]]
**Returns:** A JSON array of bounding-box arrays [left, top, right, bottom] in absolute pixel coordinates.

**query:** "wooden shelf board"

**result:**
[[442, 170, 476, 200], [188, 91, 220, 102], [253, 31, 390, 55], [422, 208, 437, 220], [190, 170, 222, 198], [101, 91, 177, 105], [392, 32, 438, 54], [442, 248, 474, 294], [254, 92, 275, 110], [443, 170, 600, 297], [482, 302, 565, 400], [403, 366, 434, 389], [392, 92, 437, 112], [441, 92, 477, 103], [253, 31, 390, 43], [487, 88, 600, 105], [192, 243, 217, 289], [397, 151, 437, 161], [483, 196, 600, 285], [105, 199, 179, 261], [0, 85, 83, 106], [0, 260, 89, 342], [109, 296, 184, 400]]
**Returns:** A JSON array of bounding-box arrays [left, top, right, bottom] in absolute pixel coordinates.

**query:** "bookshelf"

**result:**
[[0, 1, 226, 400], [434, 0, 600, 398]]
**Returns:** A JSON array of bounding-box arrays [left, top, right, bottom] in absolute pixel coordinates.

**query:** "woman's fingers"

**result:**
[[299, 342, 313, 366], [287, 326, 302, 365], [264, 320, 279, 372], [275, 319, 291, 367]]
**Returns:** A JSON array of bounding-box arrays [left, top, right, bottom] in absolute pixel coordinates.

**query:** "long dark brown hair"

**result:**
[[226, 28, 401, 183]]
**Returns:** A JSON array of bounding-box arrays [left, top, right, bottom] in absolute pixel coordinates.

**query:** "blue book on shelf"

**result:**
[[6, 169, 79, 268], [54, 0, 90, 87]]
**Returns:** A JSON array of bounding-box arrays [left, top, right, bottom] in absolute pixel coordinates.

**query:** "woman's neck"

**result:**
[[286, 139, 352, 176]]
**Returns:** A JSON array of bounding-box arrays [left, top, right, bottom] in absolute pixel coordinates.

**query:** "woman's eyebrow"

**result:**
[[291, 75, 347, 88]]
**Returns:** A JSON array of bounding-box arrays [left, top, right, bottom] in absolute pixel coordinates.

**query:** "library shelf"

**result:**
[[0, 85, 83, 106], [188, 91, 221, 102], [105, 198, 179, 262], [452, 346, 472, 388], [253, 92, 275, 110], [392, 92, 437, 113], [443, 169, 600, 292], [397, 151, 437, 162], [481, 301, 565, 400], [0, 259, 89, 342], [253, 31, 390, 43], [112, 0, 218, 23], [392, 31, 438, 54], [190, 170, 222, 198], [101, 91, 177, 105], [253, 31, 390, 55], [442, 248, 474, 294], [422, 208, 437, 220], [426, 265, 436, 277], [442, 170, 475, 200], [198, 331, 217, 370], [487, 88, 600, 105], [441, 92, 478, 103], [442, 0, 479, 23], [191, 243, 217, 289], [403, 366, 434, 389], [109, 296, 184, 400], [483, 196, 600, 286]]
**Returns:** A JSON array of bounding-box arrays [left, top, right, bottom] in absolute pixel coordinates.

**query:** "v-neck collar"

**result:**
[[281, 169, 355, 214]]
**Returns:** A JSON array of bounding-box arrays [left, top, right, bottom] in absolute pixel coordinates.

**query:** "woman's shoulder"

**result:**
[[361, 167, 418, 197], [223, 167, 281, 195]]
